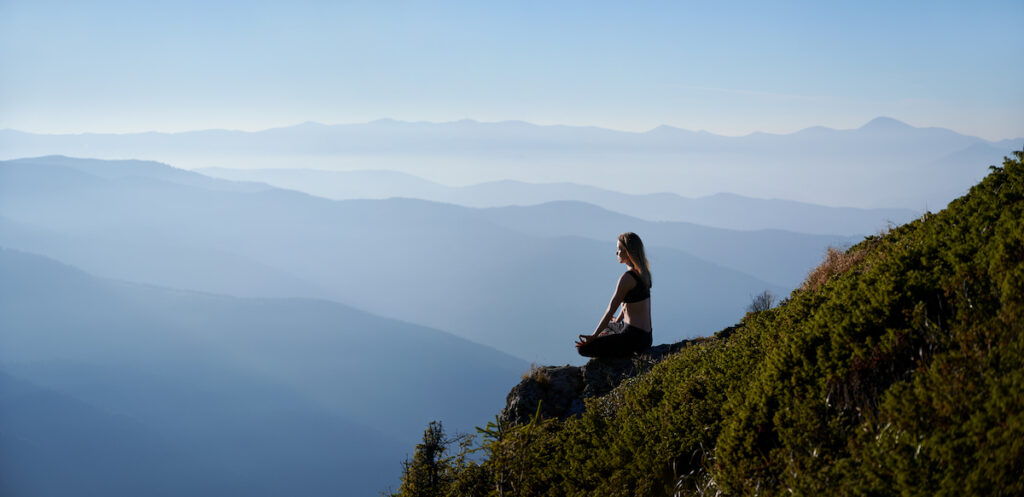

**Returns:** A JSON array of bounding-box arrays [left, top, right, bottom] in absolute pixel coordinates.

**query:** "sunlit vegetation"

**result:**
[[390, 150, 1024, 496]]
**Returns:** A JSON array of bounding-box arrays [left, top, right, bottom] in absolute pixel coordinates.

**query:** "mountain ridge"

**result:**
[[0, 246, 529, 495], [199, 165, 919, 236], [385, 149, 1024, 496], [2, 116, 1017, 142], [3, 118, 1017, 209], [1, 156, 823, 364]]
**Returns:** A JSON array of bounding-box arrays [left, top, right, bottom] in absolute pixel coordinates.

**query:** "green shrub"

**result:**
[[390, 150, 1024, 496]]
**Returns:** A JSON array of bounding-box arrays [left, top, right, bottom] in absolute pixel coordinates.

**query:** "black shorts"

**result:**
[[577, 324, 652, 358]]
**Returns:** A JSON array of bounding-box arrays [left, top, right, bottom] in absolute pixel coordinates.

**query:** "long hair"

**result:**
[[618, 232, 652, 288]]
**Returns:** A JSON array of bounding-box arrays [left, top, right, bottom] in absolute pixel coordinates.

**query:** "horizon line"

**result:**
[[4, 116, 1016, 142]]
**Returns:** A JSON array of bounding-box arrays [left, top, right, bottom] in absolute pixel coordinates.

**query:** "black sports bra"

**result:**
[[623, 270, 651, 303]]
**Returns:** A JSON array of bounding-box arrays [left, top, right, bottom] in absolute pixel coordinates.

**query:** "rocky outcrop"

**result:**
[[500, 340, 698, 425]]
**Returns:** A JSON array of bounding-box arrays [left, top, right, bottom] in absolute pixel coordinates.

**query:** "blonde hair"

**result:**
[[618, 232, 651, 288]]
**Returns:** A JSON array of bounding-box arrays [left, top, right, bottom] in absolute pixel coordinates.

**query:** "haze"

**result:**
[[1, 1, 1021, 140], [2, 1, 1023, 496]]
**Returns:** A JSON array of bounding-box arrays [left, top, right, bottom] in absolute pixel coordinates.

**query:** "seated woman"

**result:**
[[575, 232, 652, 358]]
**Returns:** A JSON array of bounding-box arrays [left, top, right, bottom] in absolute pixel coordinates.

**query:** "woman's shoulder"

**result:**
[[624, 269, 650, 288], [620, 269, 643, 287]]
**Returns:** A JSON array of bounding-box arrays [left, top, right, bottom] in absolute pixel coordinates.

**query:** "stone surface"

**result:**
[[500, 340, 695, 425]]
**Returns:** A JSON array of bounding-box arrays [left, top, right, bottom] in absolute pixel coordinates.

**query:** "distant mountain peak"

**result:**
[[792, 125, 837, 135], [644, 124, 695, 135], [647, 124, 679, 132], [860, 116, 913, 131]]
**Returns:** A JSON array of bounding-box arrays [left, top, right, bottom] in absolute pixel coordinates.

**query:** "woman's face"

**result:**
[[616, 242, 628, 264]]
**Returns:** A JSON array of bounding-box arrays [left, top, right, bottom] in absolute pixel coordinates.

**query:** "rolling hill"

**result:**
[[1, 156, 808, 364], [199, 166, 918, 236], [0, 248, 528, 496]]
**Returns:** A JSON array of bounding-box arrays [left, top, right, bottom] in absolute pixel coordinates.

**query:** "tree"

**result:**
[[747, 290, 775, 313], [390, 421, 474, 497]]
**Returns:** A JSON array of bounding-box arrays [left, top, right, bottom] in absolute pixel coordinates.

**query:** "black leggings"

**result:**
[[578, 325, 652, 358]]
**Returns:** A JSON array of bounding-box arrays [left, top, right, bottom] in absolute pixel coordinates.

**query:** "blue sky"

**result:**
[[1, 0, 1021, 139]]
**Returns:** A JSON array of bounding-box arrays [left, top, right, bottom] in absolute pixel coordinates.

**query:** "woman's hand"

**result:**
[[575, 334, 595, 347]]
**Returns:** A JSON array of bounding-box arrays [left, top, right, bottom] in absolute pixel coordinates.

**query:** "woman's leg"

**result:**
[[578, 332, 630, 358], [578, 327, 652, 358], [633, 327, 652, 351], [619, 326, 652, 355], [578, 328, 651, 358]]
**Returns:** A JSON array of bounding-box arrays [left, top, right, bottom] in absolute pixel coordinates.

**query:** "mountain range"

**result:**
[[2, 148, 1014, 495], [198, 167, 919, 236], [2, 117, 1019, 209], [0, 156, 862, 364], [0, 248, 526, 496]]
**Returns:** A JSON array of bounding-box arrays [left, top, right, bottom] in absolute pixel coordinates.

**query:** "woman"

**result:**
[[575, 232, 653, 358]]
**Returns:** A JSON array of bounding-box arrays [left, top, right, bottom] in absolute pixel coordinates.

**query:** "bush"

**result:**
[[801, 245, 870, 292], [388, 150, 1024, 496], [747, 289, 776, 312]]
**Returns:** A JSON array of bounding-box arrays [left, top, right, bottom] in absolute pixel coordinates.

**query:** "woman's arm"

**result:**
[[577, 272, 635, 345]]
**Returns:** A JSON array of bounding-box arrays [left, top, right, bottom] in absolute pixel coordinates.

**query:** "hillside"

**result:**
[[389, 151, 1023, 496], [0, 249, 527, 496], [0, 156, 797, 365]]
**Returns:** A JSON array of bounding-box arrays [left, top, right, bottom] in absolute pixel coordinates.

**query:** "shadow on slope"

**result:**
[[1, 157, 789, 365], [387, 150, 1024, 496], [0, 248, 528, 496]]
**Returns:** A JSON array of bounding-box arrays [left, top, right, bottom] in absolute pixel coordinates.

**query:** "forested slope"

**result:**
[[391, 150, 1023, 496]]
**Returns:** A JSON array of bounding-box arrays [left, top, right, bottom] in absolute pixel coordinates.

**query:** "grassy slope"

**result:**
[[430, 151, 1023, 496]]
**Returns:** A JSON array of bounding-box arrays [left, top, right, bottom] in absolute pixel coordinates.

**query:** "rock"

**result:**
[[499, 340, 695, 425], [501, 365, 582, 426]]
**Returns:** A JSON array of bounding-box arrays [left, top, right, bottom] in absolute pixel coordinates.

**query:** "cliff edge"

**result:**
[[391, 151, 1024, 497], [500, 339, 709, 425]]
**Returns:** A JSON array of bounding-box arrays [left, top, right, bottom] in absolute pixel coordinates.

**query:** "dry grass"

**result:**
[[801, 221, 896, 293], [801, 246, 870, 292], [522, 364, 551, 385]]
